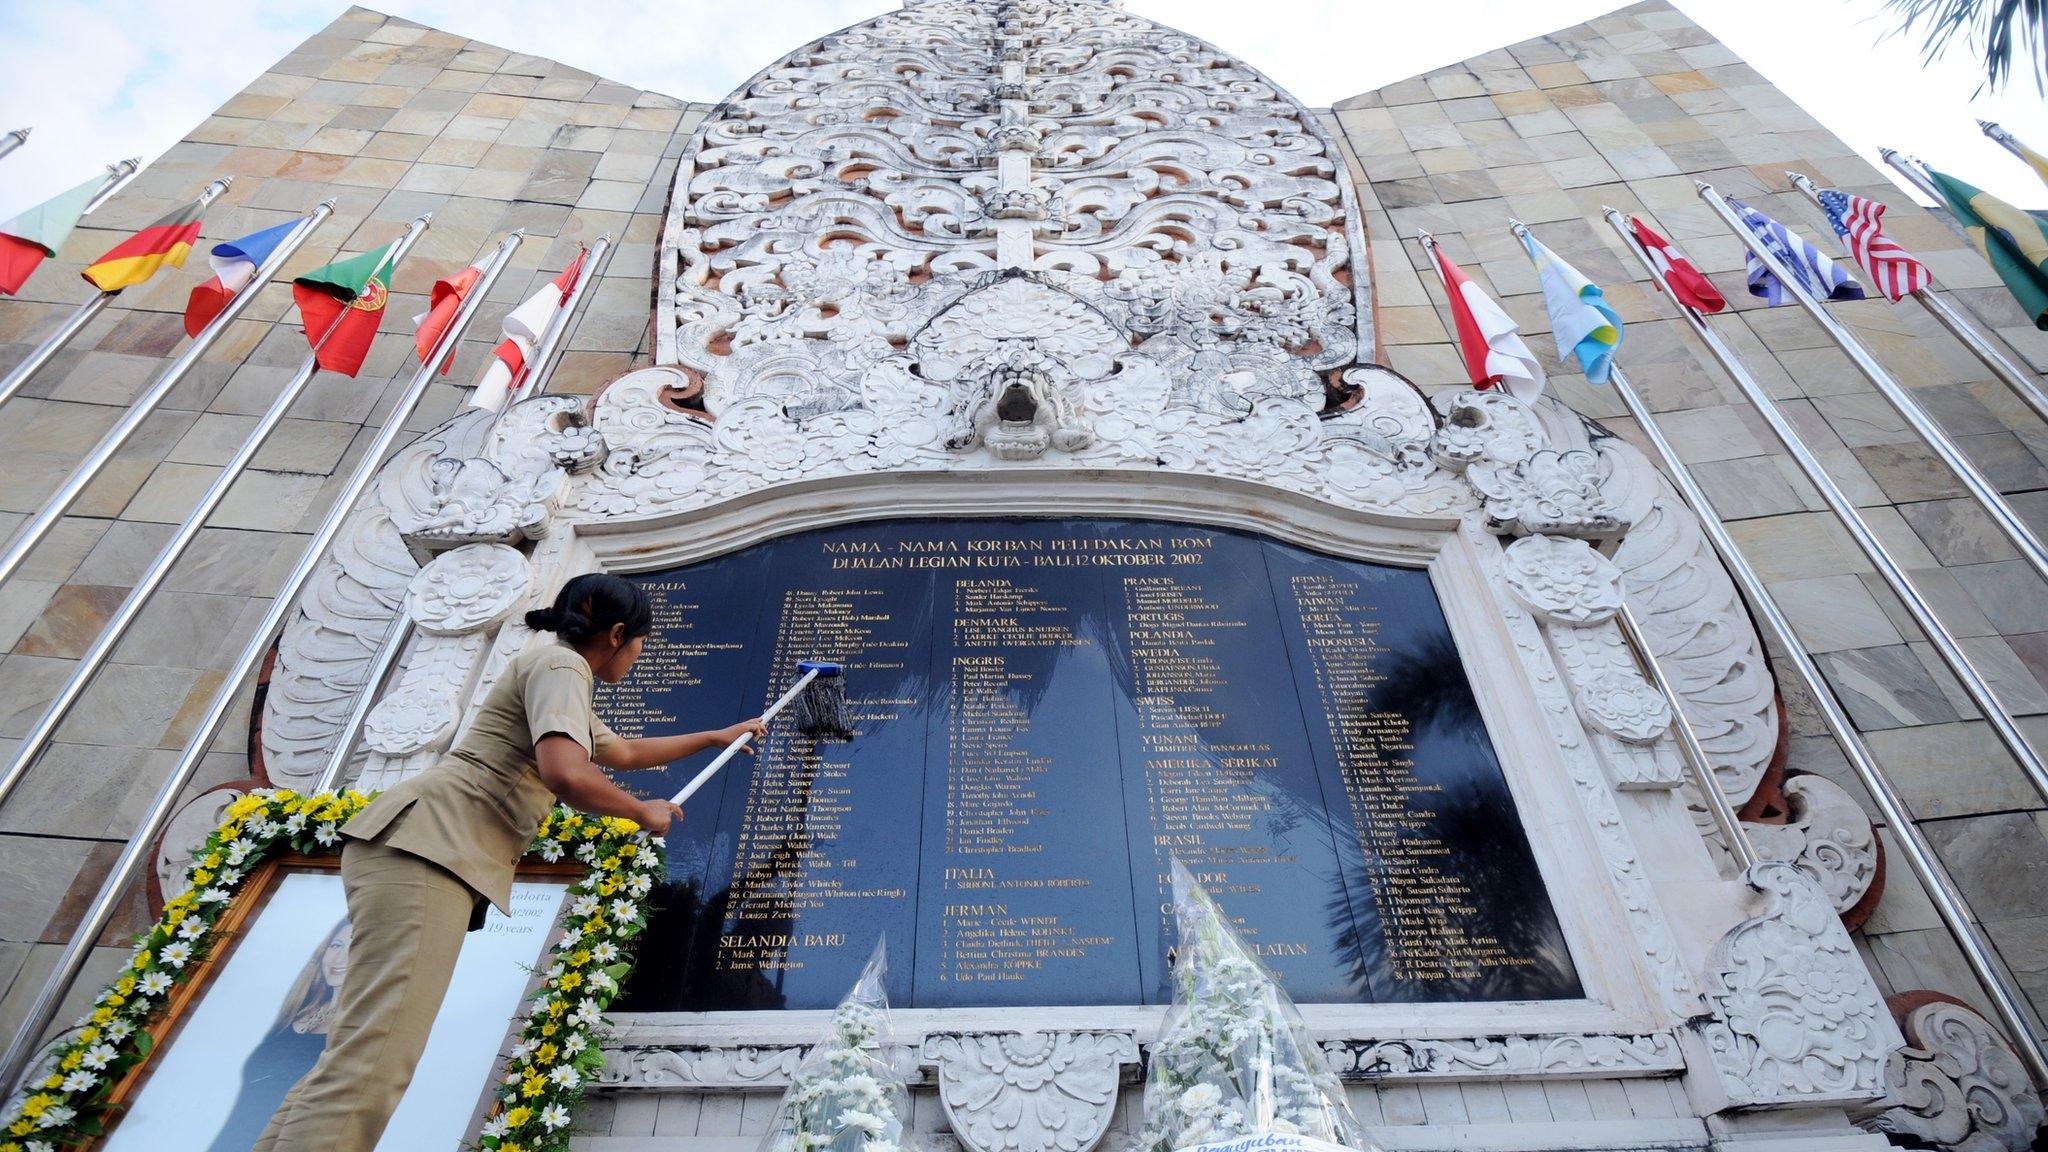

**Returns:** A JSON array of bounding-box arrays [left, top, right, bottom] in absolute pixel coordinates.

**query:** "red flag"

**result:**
[[1430, 243, 1544, 403], [1629, 216, 1726, 314], [414, 260, 483, 372], [292, 243, 397, 377], [468, 247, 587, 411], [0, 235, 46, 296]]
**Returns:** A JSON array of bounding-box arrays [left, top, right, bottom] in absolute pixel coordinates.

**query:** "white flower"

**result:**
[[563, 1033, 587, 1055], [283, 812, 308, 834], [198, 888, 231, 904], [627, 873, 653, 898], [570, 896, 600, 918], [314, 822, 339, 846], [26, 1140, 55, 1152], [34, 1105, 74, 1130], [510, 1038, 536, 1061], [79, 1043, 117, 1070], [572, 997, 602, 1026], [548, 1064, 580, 1089], [591, 942, 618, 963], [175, 915, 206, 941], [59, 1071, 97, 1093], [481, 1114, 509, 1138], [836, 1110, 887, 1136], [574, 842, 597, 863], [609, 899, 638, 923], [161, 942, 193, 969], [587, 970, 616, 994], [224, 838, 256, 866], [540, 1103, 572, 1130], [219, 867, 243, 887], [138, 972, 173, 997], [249, 818, 279, 839], [104, 1020, 133, 1041], [547, 963, 565, 981], [538, 841, 564, 862]]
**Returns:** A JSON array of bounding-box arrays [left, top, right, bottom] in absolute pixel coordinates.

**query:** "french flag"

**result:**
[[183, 218, 308, 336]]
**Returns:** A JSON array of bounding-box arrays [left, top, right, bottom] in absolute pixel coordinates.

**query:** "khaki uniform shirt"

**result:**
[[344, 643, 617, 928]]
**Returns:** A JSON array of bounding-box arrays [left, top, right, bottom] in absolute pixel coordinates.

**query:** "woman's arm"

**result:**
[[535, 734, 683, 832], [594, 719, 767, 771]]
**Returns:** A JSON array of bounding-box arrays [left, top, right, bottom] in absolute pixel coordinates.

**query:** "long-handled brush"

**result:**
[[666, 661, 850, 806]]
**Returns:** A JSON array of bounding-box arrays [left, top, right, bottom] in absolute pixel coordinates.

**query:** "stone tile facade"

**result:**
[[0, 0, 2043, 1140], [1322, 0, 2048, 1044], [0, 6, 711, 1037]]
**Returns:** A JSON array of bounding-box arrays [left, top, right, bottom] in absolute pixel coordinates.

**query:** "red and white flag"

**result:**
[[414, 259, 485, 373], [1629, 216, 1727, 314], [1816, 189, 1932, 303], [470, 248, 586, 412], [1429, 242, 1544, 404]]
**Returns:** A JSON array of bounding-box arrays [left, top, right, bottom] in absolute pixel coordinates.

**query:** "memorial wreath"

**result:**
[[0, 788, 665, 1152]]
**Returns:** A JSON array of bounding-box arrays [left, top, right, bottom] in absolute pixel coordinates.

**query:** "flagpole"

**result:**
[[0, 179, 324, 591], [0, 208, 418, 822], [0, 172, 230, 410], [1696, 180, 2048, 586], [1614, 201, 2048, 811], [513, 232, 612, 406], [1602, 210, 2048, 1088], [1500, 217, 1756, 870], [83, 158, 142, 214], [0, 227, 526, 1099], [0, 128, 28, 162], [1977, 119, 2035, 167], [1788, 168, 2048, 425]]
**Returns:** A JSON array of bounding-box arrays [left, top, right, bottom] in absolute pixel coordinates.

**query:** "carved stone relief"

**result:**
[[1746, 774, 1879, 919], [1697, 861, 1900, 1109], [923, 1032, 1138, 1152], [1859, 998, 2046, 1152]]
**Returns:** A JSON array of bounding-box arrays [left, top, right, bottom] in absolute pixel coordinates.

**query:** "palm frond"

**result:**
[[1884, 0, 2048, 93]]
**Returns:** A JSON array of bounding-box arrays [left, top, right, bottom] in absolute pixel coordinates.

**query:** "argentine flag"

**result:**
[[1518, 229, 1621, 385]]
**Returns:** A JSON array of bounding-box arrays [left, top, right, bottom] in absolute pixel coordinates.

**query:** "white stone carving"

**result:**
[[599, 1045, 817, 1090], [1698, 861, 1900, 1109], [153, 786, 244, 899], [1614, 495, 1779, 808], [1747, 774, 1879, 918], [403, 543, 530, 636], [923, 1032, 1137, 1152], [1321, 1031, 1684, 1079], [1548, 624, 1675, 749], [1860, 998, 2046, 1152], [1501, 534, 1625, 626]]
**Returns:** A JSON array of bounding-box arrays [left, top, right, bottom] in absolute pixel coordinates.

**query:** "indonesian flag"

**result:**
[[183, 217, 307, 336], [0, 173, 106, 295], [1629, 216, 1727, 314], [413, 258, 485, 372], [1430, 242, 1544, 404], [82, 196, 205, 292], [469, 248, 586, 412], [291, 242, 398, 377]]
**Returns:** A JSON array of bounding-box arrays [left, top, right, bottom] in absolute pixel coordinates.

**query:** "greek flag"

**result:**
[[1727, 197, 1864, 306]]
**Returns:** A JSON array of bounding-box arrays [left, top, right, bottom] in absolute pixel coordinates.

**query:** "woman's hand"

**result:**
[[634, 798, 686, 834], [718, 716, 769, 753]]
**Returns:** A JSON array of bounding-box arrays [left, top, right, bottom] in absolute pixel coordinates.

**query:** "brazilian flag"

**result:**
[[1926, 166, 2048, 330]]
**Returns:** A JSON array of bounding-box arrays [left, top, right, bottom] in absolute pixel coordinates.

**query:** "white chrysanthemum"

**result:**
[[283, 813, 308, 834], [175, 915, 206, 941], [548, 1064, 579, 1088], [35, 1105, 74, 1129], [591, 942, 618, 963], [224, 839, 256, 866], [609, 899, 637, 923], [161, 942, 193, 969], [79, 1043, 117, 1071], [104, 1020, 133, 1041], [563, 1033, 587, 1055], [540, 1103, 572, 1130], [314, 822, 339, 846], [481, 1114, 509, 1138], [59, 1070, 97, 1093], [138, 972, 173, 997], [538, 841, 564, 862], [570, 896, 600, 918]]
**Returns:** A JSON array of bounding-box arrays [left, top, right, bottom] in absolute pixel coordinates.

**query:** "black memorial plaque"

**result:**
[[604, 519, 1582, 1010]]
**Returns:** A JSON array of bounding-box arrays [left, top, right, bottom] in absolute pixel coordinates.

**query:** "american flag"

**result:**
[[1727, 197, 1865, 307], [1816, 189, 1932, 302]]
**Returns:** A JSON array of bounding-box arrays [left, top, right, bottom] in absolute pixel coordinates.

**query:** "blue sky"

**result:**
[[0, 0, 2044, 218]]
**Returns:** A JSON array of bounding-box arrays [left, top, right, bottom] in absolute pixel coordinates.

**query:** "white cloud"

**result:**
[[0, 0, 2042, 221]]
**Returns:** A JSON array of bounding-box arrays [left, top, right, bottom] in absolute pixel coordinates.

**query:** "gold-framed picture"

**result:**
[[91, 854, 579, 1152]]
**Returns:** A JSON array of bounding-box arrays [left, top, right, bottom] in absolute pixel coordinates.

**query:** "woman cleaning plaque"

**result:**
[[254, 573, 766, 1152]]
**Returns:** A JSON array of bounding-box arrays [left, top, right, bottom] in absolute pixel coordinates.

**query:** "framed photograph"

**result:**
[[94, 855, 573, 1152]]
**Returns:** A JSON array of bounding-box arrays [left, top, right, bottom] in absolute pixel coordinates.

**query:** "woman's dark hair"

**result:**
[[525, 573, 653, 645]]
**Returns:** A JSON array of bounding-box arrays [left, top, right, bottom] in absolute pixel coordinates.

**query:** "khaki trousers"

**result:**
[[252, 838, 474, 1152]]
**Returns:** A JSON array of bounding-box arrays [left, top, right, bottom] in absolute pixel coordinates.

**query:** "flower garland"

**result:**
[[0, 789, 663, 1152], [760, 945, 907, 1152]]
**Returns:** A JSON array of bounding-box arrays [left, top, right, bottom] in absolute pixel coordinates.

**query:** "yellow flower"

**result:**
[[77, 1028, 99, 1045], [201, 852, 223, 870], [618, 843, 639, 858], [546, 1000, 566, 1018], [584, 915, 606, 933], [60, 1052, 82, 1073], [225, 795, 265, 820], [558, 971, 583, 992], [19, 1094, 52, 1118], [90, 1007, 114, 1026], [8, 1119, 34, 1137], [506, 1105, 533, 1128], [502, 1143, 528, 1152], [40, 1075, 60, 1091], [520, 1075, 545, 1099], [567, 950, 590, 969], [4, 1138, 25, 1151], [596, 878, 619, 896], [115, 976, 136, 997], [190, 869, 214, 886], [535, 1043, 558, 1064], [540, 1022, 559, 1038], [132, 951, 152, 971]]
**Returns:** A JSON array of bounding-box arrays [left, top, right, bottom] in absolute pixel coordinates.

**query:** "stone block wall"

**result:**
[[1320, 0, 2048, 1044], [0, 6, 712, 1043]]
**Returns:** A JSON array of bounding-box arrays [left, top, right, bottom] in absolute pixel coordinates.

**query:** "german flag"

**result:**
[[81, 197, 205, 293]]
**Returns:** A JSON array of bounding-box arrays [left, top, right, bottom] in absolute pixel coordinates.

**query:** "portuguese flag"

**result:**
[[82, 197, 205, 292], [0, 173, 106, 295], [1925, 166, 2048, 330], [292, 241, 397, 377]]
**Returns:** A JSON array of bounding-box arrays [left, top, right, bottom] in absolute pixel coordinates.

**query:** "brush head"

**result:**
[[793, 661, 853, 740], [798, 660, 844, 678]]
